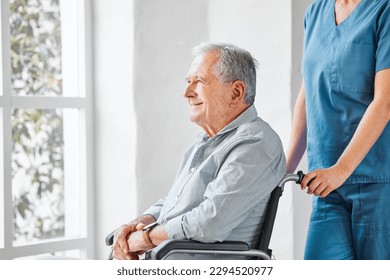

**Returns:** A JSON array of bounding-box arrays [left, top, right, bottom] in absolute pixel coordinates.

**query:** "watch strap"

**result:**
[[142, 229, 155, 247]]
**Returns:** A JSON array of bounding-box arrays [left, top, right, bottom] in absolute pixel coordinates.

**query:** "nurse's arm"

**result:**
[[302, 68, 390, 197], [286, 79, 307, 174]]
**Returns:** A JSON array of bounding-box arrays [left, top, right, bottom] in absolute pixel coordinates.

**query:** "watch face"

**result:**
[[143, 222, 158, 231]]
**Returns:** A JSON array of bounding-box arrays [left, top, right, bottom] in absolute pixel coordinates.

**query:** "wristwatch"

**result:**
[[142, 222, 158, 247]]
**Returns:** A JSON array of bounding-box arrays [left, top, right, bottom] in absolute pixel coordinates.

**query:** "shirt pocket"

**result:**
[[331, 43, 375, 95]]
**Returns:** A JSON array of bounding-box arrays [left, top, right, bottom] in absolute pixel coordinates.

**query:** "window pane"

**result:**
[[12, 108, 82, 245], [9, 0, 63, 96], [12, 108, 64, 243]]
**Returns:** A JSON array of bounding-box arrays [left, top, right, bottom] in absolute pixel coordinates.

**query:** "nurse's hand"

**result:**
[[300, 164, 351, 197]]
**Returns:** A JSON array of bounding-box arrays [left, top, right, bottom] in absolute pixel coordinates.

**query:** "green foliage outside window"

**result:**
[[10, 0, 65, 243]]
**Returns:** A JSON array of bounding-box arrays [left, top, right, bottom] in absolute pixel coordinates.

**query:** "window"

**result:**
[[0, 0, 93, 259]]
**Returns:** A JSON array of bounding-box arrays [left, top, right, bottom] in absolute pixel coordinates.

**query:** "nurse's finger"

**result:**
[[307, 178, 321, 194], [301, 171, 317, 190], [319, 186, 334, 198], [313, 182, 327, 196]]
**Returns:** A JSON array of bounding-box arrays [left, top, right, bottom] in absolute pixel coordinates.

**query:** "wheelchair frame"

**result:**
[[105, 171, 304, 260]]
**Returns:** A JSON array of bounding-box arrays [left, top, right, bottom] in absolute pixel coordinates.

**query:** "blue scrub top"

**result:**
[[302, 0, 390, 184]]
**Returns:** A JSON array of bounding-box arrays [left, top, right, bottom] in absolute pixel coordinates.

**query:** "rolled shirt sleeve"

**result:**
[[143, 197, 166, 221]]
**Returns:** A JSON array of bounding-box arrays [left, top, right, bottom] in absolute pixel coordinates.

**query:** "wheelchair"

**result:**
[[105, 171, 304, 260]]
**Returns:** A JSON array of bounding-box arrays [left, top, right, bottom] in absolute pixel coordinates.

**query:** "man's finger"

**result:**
[[118, 235, 130, 254], [126, 253, 139, 260], [136, 223, 145, 231], [112, 247, 126, 260], [115, 226, 132, 254]]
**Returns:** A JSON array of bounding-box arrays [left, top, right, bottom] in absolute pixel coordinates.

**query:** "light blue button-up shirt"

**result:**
[[144, 105, 286, 248]]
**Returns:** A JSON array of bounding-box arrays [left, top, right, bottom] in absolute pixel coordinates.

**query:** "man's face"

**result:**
[[184, 51, 234, 136]]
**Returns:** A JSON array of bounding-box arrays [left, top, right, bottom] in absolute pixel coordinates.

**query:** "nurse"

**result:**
[[286, 0, 390, 259]]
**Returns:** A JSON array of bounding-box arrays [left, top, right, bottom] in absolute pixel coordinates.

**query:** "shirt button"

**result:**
[[175, 196, 179, 201], [190, 167, 195, 173]]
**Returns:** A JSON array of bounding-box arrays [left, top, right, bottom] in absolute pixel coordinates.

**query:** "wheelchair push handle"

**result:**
[[297, 170, 305, 184], [277, 170, 305, 187]]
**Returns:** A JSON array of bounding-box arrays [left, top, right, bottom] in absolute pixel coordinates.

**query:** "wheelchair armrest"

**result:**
[[105, 230, 252, 260], [105, 230, 116, 246], [145, 239, 251, 260]]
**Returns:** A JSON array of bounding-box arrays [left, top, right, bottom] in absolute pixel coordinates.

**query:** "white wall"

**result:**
[[93, 0, 138, 259], [93, 0, 313, 260]]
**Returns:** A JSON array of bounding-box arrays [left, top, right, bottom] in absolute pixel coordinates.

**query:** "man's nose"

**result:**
[[183, 83, 196, 98]]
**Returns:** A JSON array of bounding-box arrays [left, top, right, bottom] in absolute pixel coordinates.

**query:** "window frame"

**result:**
[[0, 0, 94, 259]]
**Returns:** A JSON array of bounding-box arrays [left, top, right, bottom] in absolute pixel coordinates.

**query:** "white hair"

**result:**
[[192, 42, 258, 105]]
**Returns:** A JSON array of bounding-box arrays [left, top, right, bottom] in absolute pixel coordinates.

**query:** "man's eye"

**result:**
[[186, 79, 204, 85]]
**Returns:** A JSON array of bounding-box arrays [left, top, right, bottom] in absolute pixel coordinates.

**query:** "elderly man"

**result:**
[[113, 42, 286, 260]]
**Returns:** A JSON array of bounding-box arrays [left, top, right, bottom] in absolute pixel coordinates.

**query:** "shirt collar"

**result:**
[[197, 105, 259, 142], [217, 105, 258, 135]]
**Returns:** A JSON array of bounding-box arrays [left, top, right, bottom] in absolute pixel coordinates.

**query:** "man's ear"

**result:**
[[231, 80, 246, 105]]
